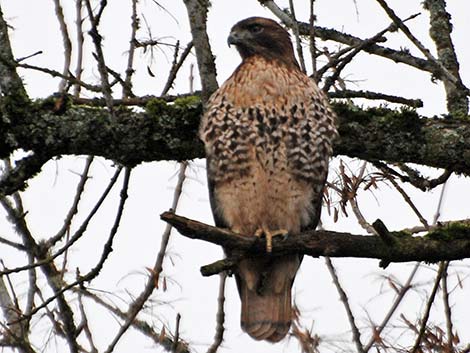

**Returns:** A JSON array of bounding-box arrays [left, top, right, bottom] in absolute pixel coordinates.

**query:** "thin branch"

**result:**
[[373, 162, 451, 192], [77, 290, 98, 353], [325, 257, 365, 353], [410, 262, 447, 353], [322, 14, 419, 92], [49, 156, 94, 247], [0, 236, 26, 251], [0, 167, 123, 276], [375, 0, 468, 96], [73, 0, 85, 97], [206, 272, 227, 353], [103, 162, 187, 353], [161, 41, 194, 96], [122, 0, 138, 98], [52, 0, 73, 93], [71, 91, 201, 106], [17, 62, 103, 92], [259, 0, 434, 76], [364, 262, 420, 352], [172, 313, 181, 353], [441, 261, 454, 352], [84, 0, 114, 111], [76, 287, 190, 353], [350, 197, 376, 235], [385, 175, 430, 230], [308, 0, 317, 75], [328, 89, 423, 108], [9, 167, 130, 323], [288, 0, 306, 73]]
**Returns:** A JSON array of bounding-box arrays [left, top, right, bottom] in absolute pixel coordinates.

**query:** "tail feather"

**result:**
[[236, 255, 301, 342]]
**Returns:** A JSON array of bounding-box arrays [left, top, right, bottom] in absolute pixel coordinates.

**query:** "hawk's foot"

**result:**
[[254, 228, 288, 252]]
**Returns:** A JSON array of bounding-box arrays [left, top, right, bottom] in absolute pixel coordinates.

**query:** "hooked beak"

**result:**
[[227, 31, 241, 47]]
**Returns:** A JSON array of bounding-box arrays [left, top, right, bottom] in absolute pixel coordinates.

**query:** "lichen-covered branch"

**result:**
[[423, 0, 469, 116], [183, 0, 218, 101], [160, 212, 470, 273], [1, 97, 470, 196], [0, 5, 28, 100]]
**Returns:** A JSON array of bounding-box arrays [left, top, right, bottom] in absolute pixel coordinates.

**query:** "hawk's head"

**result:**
[[228, 17, 299, 68]]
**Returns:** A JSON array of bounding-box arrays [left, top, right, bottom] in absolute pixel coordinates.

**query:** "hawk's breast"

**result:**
[[200, 57, 337, 235]]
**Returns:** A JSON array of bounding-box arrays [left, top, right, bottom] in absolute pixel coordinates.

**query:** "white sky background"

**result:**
[[1, 1, 470, 352]]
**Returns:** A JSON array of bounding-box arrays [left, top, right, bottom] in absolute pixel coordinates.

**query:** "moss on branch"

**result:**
[[2, 95, 470, 195]]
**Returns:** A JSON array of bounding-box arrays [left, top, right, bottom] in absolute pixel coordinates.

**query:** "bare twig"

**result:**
[[322, 13, 419, 92], [161, 41, 194, 96], [0, 236, 25, 251], [206, 272, 227, 353], [364, 262, 420, 351], [288, 0, 306, 73], [17, 62, 102, 92], [84, 0, 114, 111], [77, 289, 98, 353], [172, 313, 182, 353], [103, 162, 187, 353], [385, 175, 430, 230], [328, 89, 423, 107], [441, 261, 454, 352], [325, 257, 365, 353], [73, 0, 85, 97], [9, 167, 130, 325], [375, 0, 469, 96], [259, 0, 434, 75], [76, 288, 190, 353], [122, 0, 138, 98], [1, 167, 123, 277], [410, 262, 447, 353], [49, 156, 94, 247], [308, 0, 317, 75], [52, 0, 72, 93]]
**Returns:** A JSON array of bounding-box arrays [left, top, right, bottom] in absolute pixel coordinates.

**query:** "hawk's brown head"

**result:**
[[228, 17, 299, 69]]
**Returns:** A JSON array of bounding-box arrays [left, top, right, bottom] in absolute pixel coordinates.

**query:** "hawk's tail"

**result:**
[[236, 255, 301, 342]]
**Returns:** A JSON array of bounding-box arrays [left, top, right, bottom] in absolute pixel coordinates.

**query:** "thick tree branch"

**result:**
[[2, 98, 470, 195], [160, 212, 470, 275]]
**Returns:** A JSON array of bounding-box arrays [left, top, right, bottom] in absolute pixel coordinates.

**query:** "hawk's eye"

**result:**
[[249, 24, 263, 34]]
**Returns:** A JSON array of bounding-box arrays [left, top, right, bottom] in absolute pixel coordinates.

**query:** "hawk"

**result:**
[[199, 17, 337, 342]]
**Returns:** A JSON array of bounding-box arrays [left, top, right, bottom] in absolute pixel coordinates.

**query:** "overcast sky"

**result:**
[[1, 1, 470, 352]]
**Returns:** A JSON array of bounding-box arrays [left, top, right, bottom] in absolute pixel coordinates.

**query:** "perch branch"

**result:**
[[161, 212, 470, 276]]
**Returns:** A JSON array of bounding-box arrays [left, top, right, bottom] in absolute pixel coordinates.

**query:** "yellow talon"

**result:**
[[254, 228, 288, 252]]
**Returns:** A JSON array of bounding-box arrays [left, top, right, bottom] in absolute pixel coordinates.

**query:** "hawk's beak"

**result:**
[[227, 31, 240, 47]]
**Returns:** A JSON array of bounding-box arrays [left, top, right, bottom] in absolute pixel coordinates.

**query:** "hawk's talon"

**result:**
[[254, 228, 288, 253]]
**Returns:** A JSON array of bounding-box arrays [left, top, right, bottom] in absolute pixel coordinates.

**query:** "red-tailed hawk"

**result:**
[[200, 17, 337, 342]]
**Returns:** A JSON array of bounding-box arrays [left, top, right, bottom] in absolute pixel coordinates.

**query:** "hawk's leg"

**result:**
[[254, 227, 288, 253]]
